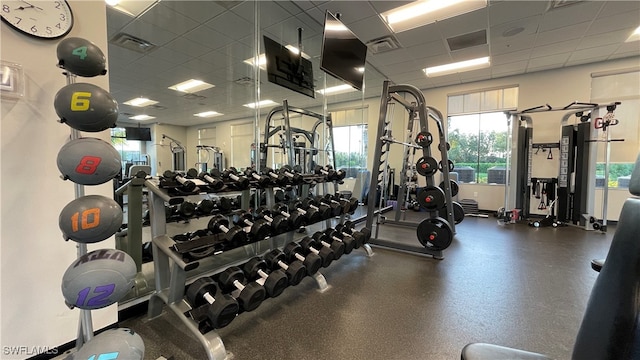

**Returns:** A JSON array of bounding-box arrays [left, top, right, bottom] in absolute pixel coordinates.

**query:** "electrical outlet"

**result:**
[[473, 192, 478, 197]]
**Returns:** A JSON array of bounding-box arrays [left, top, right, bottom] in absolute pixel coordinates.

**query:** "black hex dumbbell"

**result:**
[[207, 215, 248, 246], [262, 167, 288, 186], [279, 165, 303, 185], [314, 164, 336, 181], [234, 210, 271, 240], [334, 223, 366, 249], [244, 168, 272, 188], [186, 277, 239, 329], [301, 198, 332, 219], [312, 231, 345, 260], [196, 199, 216, 216], [324, 227, 356, 254], [299, 236, 335, 268], [256, 207, 289, 234], [242, 257, 288, 298], [220, 167, 250, 189], [341, 220, 372, 245], [290, 200, 322, 224], [316, 195, 343, 217], [198, 170, 225, 191], [175, 201, 196, 218], [263, 249, 307, 286], [283, 242, 322, 276], [273, 203, 307, 229], [217, 267, 266, 312], [163, 170, 196, 192]]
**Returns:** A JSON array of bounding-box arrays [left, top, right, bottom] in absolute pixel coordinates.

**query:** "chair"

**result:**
[[462, 154, 640, 360]]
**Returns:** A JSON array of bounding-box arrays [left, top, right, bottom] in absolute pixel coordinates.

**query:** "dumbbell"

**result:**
[[290, 200, 322, 223], [242, 257, 288, 298], [256, 207, 290, 234], [262, 167, 288, 186], [279, 165, 303, 184], [207, 215, 248, 245], [334, 223, 366, 249], [221, 167, 250, 189], [301, 198, 332, 219], [244, 168, 272, 187], [263, 249, 307, 286], [163, 170, 196, 192], [185, 277, 239, 329], [316, 195, 343, 217], [234, 211, 271, 240], [196, 199, 216, 215], [312, 231, 345, 260], [283, 242, 322, 276], [218, 196, 240, 212], [314, 164, 336, 181], [298, 236, 335, 268], [217, 266, 266, 312], [185, 168, 199, 178], [341, 220, 372, 244], [198, 170, 224, 191], [324, 227, 356, 254], [273, 203, 307, 229], [174, 201, 196, 218], [323, 194, 354, 215]]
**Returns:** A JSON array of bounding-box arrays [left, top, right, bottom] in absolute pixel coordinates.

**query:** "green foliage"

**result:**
[[595, 163, 635, 180], [335, 151, 367, 169]]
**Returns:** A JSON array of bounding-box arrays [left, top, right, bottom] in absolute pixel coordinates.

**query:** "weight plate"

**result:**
[[416, 217, 453, 251], [416, 156, 438, 177], [452, 201, 465, 224], [438, 142, 451, 151], [57, 137, 122, 185], [416, 186, 446, 210], [415, 131, 433, 148], [438, 159, 455, 173], [438, 179, 459, 197], [54, 83, 118, 132]]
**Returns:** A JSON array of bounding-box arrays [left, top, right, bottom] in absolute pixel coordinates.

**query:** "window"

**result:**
[[333, 124, 367, 177], [111, 127, 145, 171], [447, 86, 517, 184]]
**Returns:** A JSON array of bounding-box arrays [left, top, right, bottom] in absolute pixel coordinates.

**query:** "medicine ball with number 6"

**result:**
[[61, 249, 136, 310], [59, 195, 123, 244], [57, 137, 121, 185], [56, 37, 107, 77], [54, 83, 118, 132]]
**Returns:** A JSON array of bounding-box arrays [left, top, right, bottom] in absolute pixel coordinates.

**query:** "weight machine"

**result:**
[[162, 134, 186, 172], [503, 101, 621, 231], [365, 81, 456, 259], [195, 145, 224, 173]]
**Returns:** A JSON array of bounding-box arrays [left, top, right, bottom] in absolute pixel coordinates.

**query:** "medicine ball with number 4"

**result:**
[[56, 37, 107, 77], [57, 138, 121, 185], [54, 83, 118, 132], [59, 195, 123, 243]]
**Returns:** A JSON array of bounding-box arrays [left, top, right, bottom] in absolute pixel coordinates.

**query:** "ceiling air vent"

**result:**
[[110, 33, 156, 54], [150, 104, 167, 110], [547, 0, 583, 10], [366, 35, 401, 54], [182, 93, 206, 101], [234, 77, 255, 86], [447, 29, 487, 51]]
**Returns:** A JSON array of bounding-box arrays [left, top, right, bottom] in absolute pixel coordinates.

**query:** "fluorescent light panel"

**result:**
[[130, 114, 155, 121], [194, 111, 223, 118], [168, 79, 214, 93], [382, 0, 487, 33], [123, 97, 158, 107], [626, 25, 640, 42], [106, 0, 158, 17], [424, 56, 490, 77], [316, 84, 356, 95], [243, 100, 277, 109]]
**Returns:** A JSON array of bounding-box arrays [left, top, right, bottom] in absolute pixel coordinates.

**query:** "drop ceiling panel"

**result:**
[[527, 53, 571, 69], [160, 1, 225, 23], [586, 12, 640, 36], [120, 19, 179, 47], [488, 1, 547, 26], [435, 8, 488, 39], [395, 24, 443, 47], [492, 49, 532, 65], [107, 44, 145, 64], [534, 22, 592, 46], [406, 40, 448, 59], [106, 8, 133, 37], [598, 0, 640, 18], [165, 36, 214, 58], [206, 12, 254, 40], [316, 1, 377, 24], [491, 34, 536, 55], [568, 44, 621, 62], [459, 67, 493, 81], [538, 2, 604, 32], [131, 55, 176, 74], [566, 55, 610, 67], [489, 15, 541, 41], [414, 54, 453, 69], [185, 25, 234, 49], [139, 4, 200, 35], [367, 1, 413, 14], [347, 15, 392, 43], [491, 60, 528, 75], [577, 29, 633, 51], [450, 44, 490, 62], [531, 40, 578, 58], [144, 46, 193, 65], [613, 42, 640, 55]]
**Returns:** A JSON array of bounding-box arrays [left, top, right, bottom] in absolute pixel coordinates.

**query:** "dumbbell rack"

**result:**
[[144, 180, 340, 359], [365, 81, 456, 259]]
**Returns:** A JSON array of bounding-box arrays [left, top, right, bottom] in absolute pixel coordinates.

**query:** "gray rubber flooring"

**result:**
[[120, 214, 613, 360]]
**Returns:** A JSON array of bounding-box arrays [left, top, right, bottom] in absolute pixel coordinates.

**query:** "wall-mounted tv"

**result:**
[[125, 127, 152, 141], [263, 35, 315, 98], [320, 11, 368, 91]]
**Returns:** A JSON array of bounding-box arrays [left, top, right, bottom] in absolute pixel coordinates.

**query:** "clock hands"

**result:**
[[16, 0, 43, 10]]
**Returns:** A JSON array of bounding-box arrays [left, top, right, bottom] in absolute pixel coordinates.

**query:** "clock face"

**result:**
[[1, 0, 73, 39]]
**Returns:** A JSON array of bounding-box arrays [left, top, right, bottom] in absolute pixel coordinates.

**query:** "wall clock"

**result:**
[[1, 0, 73, 40]]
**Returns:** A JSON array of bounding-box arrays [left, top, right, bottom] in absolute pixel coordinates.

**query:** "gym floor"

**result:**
[[119, 213, 612, 360]]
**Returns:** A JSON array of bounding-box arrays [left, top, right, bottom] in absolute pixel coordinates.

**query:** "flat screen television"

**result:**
[[263, 35, 315, 98], [320, 11, 368, 91], [125, 127, 152, 141]]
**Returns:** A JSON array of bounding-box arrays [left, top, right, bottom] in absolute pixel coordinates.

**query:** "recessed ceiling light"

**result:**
[[382, 0, 487, 33], [316, 84, 356, 95], [424, 56, 490, 77], [243, 100, 277, 109], [168, 79, 214, 93], [106, 0, 158, 17], [130, 114, 155, 121], [625, 25, 640, 42], [194, 111, 223, 118], [123, 97, 158, 107]]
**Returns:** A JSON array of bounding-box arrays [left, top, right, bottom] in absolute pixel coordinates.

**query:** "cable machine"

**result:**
[[162, 134, 186, 172], [365, 81, 456, 259], [503, 101, 621, 231], [195, 145, 224, 173]]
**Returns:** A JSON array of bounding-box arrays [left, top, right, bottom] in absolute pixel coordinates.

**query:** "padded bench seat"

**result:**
[[461, 343, 552, 360]]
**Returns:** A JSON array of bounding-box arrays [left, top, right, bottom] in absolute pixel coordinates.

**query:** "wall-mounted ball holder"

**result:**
[[54, 37, 144, 357]]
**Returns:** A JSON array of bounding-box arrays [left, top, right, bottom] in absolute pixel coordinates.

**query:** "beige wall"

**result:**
[[1, 1, 114, 357]]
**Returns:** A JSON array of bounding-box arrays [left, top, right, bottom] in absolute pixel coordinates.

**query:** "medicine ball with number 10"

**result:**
[[57, 138, 121, 185], [59, 195, 123, 244]]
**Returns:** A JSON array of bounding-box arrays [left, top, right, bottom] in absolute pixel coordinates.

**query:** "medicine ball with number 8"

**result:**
[[59, 195, 123, 243], [57, 138, 121, 185], [54, 83, 118, 132]]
